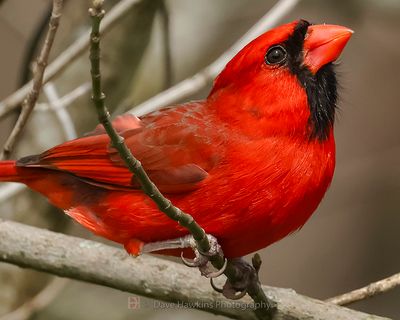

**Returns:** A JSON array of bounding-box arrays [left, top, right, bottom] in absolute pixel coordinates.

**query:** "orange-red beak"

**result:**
[[303, 24, 353, 73]]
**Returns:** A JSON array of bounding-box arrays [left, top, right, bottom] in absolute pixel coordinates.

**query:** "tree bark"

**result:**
[[0, 219, 390, 320]]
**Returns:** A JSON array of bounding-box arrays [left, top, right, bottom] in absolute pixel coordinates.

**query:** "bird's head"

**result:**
[[209, 20, 353, 141]]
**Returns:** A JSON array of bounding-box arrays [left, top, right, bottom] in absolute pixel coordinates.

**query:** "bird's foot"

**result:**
[[180, 234, 227, 278], [211, 254, 263, 300], [141, 234, 227, 278]]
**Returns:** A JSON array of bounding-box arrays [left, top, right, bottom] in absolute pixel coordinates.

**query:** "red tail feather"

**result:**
[[0, 161, 20, 182]]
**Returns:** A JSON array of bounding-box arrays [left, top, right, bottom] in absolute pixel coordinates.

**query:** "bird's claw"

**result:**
[[210, 277, 247, 300], [209, 256, 262, 300], [206, 258, 227, 278], [181, 251, 208, 268], [180, 234, 227, 278]]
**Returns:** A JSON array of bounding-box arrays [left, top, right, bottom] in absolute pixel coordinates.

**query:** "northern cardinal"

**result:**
[[0, 20, 352, 259]]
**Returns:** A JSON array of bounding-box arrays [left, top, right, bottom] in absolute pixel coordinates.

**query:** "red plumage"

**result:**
[[0, 20, 352, 258]]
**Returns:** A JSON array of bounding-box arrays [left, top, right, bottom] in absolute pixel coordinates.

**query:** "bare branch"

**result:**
[[159, 0, 173, 88], [43, 83, 77, 140], [130, 0, 301, 117], [0, 0, 146, 119], [0, 220, 389, 320], [35, 82, 91, 112], [0, 278, 68, 320], [0, 0, 63, 160], [326, 272, 400, 306]]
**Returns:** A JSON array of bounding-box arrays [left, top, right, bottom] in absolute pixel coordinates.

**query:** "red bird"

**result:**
[[0, 20, 352, 259]]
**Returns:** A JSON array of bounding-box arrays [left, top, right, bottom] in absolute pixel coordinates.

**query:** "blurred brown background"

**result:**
[[0, 0, 399, 319]]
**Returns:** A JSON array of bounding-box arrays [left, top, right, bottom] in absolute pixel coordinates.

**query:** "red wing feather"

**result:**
[[18, 103, 223, 193]]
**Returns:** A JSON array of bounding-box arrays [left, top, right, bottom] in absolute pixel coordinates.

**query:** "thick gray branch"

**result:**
[[0, 220, 389, 320]]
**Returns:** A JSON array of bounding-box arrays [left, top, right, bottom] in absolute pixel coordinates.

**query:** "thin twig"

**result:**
[[0, 220, 389, 320], [0, 0, 146, 120], [0, 0, 63, 160], [89, 0, 213, 263], [43, 83, 77, 140], [36, 82, 91, 112], [159, 0, 173, 88], [326, 272, 400, 306], [130, 0, 301, 116], [0, 278, 68, 320]]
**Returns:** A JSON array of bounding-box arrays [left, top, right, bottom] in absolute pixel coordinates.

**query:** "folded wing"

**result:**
[[18, 102, 223, 193]]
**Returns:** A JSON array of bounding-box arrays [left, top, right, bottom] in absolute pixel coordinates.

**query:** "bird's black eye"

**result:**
[[265, 45, 287, 65]]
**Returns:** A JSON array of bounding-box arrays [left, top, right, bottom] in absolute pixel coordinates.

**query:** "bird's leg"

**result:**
[[141, 235, 194, 253], [141, 234, 227, 278]]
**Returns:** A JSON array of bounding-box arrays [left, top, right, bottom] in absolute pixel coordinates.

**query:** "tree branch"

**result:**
[[0, 0, 63, 160], [159, 0, 173, 88], [0, 220, 390, 320], [326, 272, 400, 306], [0, 277, 68, 320], [0, 0, 146, 120], [43, 83, 77, 140]]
